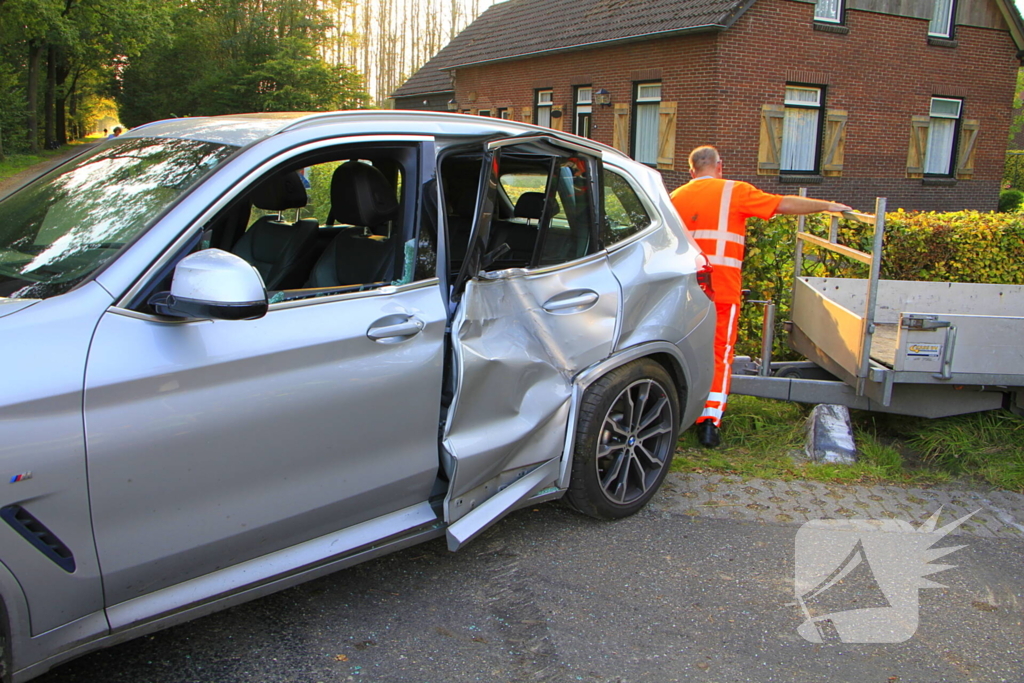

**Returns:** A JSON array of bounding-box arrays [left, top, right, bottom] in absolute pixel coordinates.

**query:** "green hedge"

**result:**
[[738, 211, 1024, 358]]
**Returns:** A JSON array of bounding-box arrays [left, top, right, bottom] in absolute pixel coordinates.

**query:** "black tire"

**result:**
[[565, 358, 680, 519]]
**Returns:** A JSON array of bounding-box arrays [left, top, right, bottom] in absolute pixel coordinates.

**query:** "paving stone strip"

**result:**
[[653, 472, 1024, 539]]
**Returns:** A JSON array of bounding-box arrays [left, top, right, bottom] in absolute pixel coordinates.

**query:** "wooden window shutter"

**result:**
[[906, 115, 930, 178], [521, 106, 532, 124], [656, 101, 677, 170], [550, 105, 563, 131], [956, 119, 980, 179], [821, 109, 848, 177], [612, 103, 630, 154], [757, 104, 784, 175]]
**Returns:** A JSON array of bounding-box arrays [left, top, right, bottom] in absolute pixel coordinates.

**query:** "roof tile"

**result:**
[[393, 0, 748, 98]]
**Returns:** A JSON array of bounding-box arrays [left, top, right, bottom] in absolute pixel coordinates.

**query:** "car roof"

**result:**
[[122, 110, 625, 160]]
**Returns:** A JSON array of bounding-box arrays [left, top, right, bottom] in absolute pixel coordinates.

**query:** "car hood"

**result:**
[[0, 298, 39, 319]]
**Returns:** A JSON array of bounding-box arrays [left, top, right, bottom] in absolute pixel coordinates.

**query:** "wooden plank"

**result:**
[[797, 232, 873, 265], [792, 278, 866, 377]]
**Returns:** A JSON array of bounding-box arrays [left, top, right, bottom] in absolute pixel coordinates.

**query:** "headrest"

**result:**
[[252, 170, 309, 212], [330, 161, 399, 227], [514, 192, 546, 220]]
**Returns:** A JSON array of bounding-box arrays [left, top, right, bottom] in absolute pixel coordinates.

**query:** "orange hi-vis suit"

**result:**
[[669, 178, 782, 426]]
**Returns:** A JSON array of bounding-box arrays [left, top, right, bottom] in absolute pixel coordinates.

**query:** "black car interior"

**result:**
[[230, 171, 318, 290], [133, 146, 416, 315]]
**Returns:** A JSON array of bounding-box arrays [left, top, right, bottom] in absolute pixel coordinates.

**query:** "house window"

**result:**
[[633, 82, 661, 165], [930, 0, 956, 37], [924, 97, 962, 175], [781, 86, 823, 173], [814, 0, 843, 23], [498, 108, 510, 119], [477, 109, 491, 117], [535, 90, 553, 128], [575, 86, 593, 138]]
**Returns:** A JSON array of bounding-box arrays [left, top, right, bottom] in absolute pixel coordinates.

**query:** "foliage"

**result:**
[[738, 210, 1024, 358], [999, 188, 1023, 213], [903, 411, 1024, 491], [1008, 67, 1024, 144], [117, 0, 369, 127], [674, 396, 1024, 492], [0, 142, 84, 182], [672, 396, 948, 486], [1003, 151, 1024, 191]]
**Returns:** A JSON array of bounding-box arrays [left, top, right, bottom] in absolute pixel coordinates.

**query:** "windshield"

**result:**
[[0, 137, 237, 299]]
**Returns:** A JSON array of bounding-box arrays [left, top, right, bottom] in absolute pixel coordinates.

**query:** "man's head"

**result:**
[[689, 146, 722, 179]]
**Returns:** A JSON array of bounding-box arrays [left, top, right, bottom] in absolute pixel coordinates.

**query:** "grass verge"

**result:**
[[673, 395, 1024, 492], [0, 137, 100, 183]]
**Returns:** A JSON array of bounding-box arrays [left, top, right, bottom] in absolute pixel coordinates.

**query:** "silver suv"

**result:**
[[0, 111, 713, 681]]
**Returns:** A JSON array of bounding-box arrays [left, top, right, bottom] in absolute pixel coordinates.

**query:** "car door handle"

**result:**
[[366, 316, 424, 342], [542, 290, 600, 314]]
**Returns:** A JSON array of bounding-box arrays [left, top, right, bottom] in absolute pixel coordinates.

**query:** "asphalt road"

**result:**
[[36, 501, 1023, 683]]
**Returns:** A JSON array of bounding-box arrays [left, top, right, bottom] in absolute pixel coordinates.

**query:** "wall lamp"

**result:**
[[447, 99, 459, 111], [594, 88, 612, 106]]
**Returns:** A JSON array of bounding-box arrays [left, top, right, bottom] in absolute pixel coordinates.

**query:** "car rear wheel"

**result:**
[[565, 359, 679, 519]]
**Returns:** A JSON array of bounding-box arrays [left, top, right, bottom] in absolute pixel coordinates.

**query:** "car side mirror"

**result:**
[[150, 249, 268, 320]]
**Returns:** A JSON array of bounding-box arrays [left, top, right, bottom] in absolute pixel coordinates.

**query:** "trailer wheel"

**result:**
[[565, 359, 679, 519]]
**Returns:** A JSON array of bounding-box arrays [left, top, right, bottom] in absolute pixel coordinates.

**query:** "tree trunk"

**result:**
[[27, 40, 43, 153], [55, 51, 71, 145], [0, 120, 5, 162], [67, 71, 80, 141], [45, 44, 57, 149]]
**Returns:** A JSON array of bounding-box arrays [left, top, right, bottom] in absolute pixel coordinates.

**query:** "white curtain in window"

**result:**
[[635, 102, 659, 164], [930, 0, 953, 35], [634, 101, 659, 163], [815, 0, 841, 22], [925, 118, 955, 174], [781, 107, 819, 172], [536, 106, 551, 128]]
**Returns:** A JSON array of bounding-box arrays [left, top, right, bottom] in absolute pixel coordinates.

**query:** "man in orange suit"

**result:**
[[671, 146, 851, 448]]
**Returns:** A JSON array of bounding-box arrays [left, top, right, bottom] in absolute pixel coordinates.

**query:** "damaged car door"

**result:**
[[441, 136, 621, 548]]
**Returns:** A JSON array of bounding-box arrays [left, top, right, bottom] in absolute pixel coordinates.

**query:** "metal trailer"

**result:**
[[731, 196, 1024, 418]]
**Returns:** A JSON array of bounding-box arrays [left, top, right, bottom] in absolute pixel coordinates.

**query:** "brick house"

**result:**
[[392, 0, 1024, 211]]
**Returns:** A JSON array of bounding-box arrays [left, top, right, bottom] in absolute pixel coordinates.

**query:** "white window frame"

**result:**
[[535, 89, 553, 128], [814, 0, 843, 24], [575, 86, 593, 138], [924, 97, 962, 176], [929, 0, 956, 37], [780, 85, 823, 174], [633, 82, 662, 166], [498, 108, 511, 120]]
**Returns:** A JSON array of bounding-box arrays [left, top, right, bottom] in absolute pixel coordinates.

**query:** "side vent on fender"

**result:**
[[0, 505, 76, 573]]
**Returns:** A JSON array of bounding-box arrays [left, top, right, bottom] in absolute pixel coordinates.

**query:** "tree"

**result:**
[[118, 0, 369, 127]]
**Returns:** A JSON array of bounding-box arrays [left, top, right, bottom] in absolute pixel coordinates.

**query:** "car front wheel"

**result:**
[[565, 359, 680, 519]]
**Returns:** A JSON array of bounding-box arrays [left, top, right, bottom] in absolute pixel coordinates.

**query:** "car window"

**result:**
[[601, 168, 652, 247], [134, 144, 428, 315], [246, 159, 404, 234], [485, 152, 596, 270], [0, 138, 236, 299]]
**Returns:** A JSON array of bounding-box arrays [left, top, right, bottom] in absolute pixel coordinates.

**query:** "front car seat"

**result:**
[[306, 162, 399, 288], [232, 171, 318, 289]]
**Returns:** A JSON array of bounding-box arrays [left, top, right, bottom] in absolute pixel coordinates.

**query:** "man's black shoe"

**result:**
[[697, 420, 721, 448]]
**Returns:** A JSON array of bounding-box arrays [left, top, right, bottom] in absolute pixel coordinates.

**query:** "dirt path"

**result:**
[[0, 143, 98, 199]]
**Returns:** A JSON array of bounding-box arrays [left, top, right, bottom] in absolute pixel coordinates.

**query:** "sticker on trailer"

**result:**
[[908, 343, 942, 357]]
